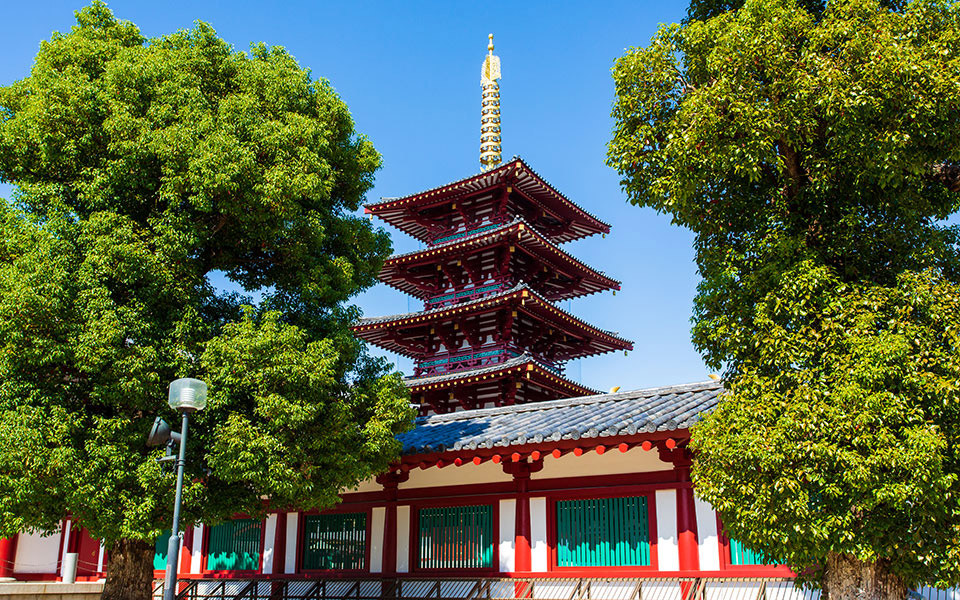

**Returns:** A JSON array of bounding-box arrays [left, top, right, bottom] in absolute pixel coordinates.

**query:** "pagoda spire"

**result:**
[[480, 34, 502, 172]]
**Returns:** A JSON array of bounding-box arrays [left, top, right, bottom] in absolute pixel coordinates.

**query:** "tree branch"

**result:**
[[777, 139, 810, 200], [931, 163, 960, 193]]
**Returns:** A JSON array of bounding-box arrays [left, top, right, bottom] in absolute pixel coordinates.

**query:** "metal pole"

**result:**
[[163, 412, 189, 600]]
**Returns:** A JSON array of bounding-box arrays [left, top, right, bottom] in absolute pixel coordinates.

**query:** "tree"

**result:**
[[0, 4, 413, 599], [608, 0, 960, 597]]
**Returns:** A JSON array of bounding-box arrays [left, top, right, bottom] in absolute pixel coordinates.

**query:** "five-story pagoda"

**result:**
[[353, 36, 632, 415]]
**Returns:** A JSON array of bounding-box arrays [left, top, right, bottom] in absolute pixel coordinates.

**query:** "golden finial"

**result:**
[[480, 34, 502, 172]]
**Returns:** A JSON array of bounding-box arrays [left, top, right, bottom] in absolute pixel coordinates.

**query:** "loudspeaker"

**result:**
[[146, 417, 180, 447]]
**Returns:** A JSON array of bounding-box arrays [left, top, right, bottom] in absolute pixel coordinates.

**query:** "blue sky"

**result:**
[[0, 1, 712, 392]]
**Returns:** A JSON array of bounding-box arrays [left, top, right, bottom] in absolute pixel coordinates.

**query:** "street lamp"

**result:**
[[148, 378, 207, 600]]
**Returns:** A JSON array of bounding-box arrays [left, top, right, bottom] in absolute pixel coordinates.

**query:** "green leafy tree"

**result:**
[[608, 0, 960, 597], [0, 4, 413, 599]]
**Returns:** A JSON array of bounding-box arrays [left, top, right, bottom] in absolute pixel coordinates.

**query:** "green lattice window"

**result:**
[[418, 505, 493, 569], [556, 496, 650, 567], [302, 513, 366, 570], [729, 539, 779, 566], [153, 530, 170, 570], [206, 519, 262, 571]]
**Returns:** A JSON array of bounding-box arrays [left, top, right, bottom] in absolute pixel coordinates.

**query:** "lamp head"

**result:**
[[168, 378, 208, 412]]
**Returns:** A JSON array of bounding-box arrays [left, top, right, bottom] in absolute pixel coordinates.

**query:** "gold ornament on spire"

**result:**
[[480, 33, 502, 172]]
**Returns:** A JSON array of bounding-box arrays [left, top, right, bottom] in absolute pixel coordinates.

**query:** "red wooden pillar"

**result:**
[[514, 471, 531, 573], [676, 467, 700, 572], [377, 471, 405, 576], [270, 514, 288, 597], [273, 513, 287, 575], [504, 458, 541, 598], [179, 527, 193, 575], [0, 535, 18, 578], [67, 523, 81, 554]]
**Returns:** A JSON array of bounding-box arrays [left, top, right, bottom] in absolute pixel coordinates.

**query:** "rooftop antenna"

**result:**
[[480, 33, 502, 172]]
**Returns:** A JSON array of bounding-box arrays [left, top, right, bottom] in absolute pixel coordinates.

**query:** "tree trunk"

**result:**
[[101, 538, 155, 600], [823, 553, 908, 600]]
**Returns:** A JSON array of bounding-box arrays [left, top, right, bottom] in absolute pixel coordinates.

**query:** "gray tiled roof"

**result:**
[[397, 380, 723, 455]]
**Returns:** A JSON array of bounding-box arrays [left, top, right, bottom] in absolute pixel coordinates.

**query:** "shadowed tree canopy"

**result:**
[[686, 0, 825, 21], [609, 0, 960, 596], [0, 3, 413, 599]]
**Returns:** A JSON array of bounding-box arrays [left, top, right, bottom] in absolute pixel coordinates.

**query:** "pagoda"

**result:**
[[353, 36, 632, 415]]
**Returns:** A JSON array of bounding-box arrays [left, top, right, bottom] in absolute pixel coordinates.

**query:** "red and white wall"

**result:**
[[0, 433, 790, 582]]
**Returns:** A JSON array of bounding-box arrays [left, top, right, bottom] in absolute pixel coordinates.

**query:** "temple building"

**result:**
[[1, 35, 888, 600]]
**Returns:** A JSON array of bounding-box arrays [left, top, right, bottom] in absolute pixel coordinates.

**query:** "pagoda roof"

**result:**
[[352, 284, 633, 359], [379, 219, 621, 301], [364, 158, 611, 244], [398, 380, 722, 455], [406, 353, 598, 398]]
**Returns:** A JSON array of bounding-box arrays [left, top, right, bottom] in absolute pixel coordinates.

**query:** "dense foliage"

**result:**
[[608, 0, 960, 593], [0, 3, 412, 596]]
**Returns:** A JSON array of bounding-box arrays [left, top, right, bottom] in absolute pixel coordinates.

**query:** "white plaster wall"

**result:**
[[498, 499, 516, 572], [655, 489, 679, 571], [399, 461, 512, 489], [396, 505, 411, 573], [694, 495, 720, 571], [533, 446, 671, 480], [13, 530, 60, 574], [345, 478, 384, 494], [283, 513, 298, 574], [190, 525, 204, 574], [369, 507, 385, 573], [529, 497, 548, 572], [261, 514, 277, 575]]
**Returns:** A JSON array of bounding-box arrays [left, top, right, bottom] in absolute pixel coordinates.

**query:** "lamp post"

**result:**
[[156, 378, 207, 600]]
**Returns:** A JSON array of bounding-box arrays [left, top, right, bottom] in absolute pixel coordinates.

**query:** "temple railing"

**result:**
[[424, 281, 511, 310], [431, 223, 505, 246], [154, 577, 822, 600], [415, 346, 563, 378], [415, 346, 524, 377]]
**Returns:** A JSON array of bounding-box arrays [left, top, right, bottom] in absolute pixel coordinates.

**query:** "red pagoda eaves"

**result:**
[[377, 219, 621, 307], [364, 158, 611, 245], [355, 160, 631, 414]]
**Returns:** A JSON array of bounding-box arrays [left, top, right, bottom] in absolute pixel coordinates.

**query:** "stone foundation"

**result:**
[[0, 581, 104, 600]]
